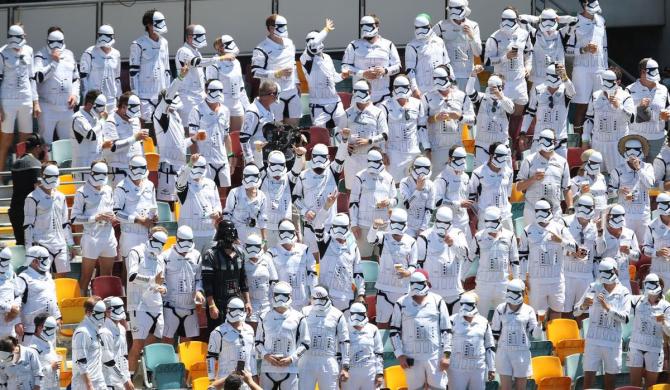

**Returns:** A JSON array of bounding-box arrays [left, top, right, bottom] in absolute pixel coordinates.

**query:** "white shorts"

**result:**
[[476, 282, 507, 315], [343, 153, 366, 190], [403, 358, 447, 390], [503, 77, 529, 106], [81, 230, 118, 259], [178, 95, 203, 127], [207, 161, 231, 188], [38, 103, 73, 143], [376, 290, 404, 324], [120, 231, 149, 261], [41, 243, 70, 274], [309, 101, 346, 129], [1, 100, 33, 134], [429, 147, 452, 180], [162, 305, 199, 339], [298, 356, 339, 390], [496, 349, 532, 378], [140, 98, 158, 122], [193, 235, 214, 255], [224, 99, 246, 117], [573, 67, 603, 105], [528, 281, 565, 313], [260, 373, 298, 390], [355, 229, 375, 258], [157, 162, 181, 202], [627, 347, 663, 372], [302, 225, 320, 256], [448, 367, 486, 390], [341, 365, 377, 390], [387, 151, 420, 182], [563, 277, 591, 313], [272, 89, 302, 120], [130, 310, 164, 340], [583, 342, 622, 374]]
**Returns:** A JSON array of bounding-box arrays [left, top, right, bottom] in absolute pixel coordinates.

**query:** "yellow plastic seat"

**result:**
[[164, 236, 176, 250], [511, 183, 525, 202], [546, 319, 581, 348], [58, 174, 77, 206], [462, 124, 475, 154], [537, 376, 571, 390], [192, 377, 210, 390], [56, 347, 71, 387], [55, 278, 81, 304], [60, 297, 88, 337], [651, 385, 670, 390], [555, 339, 585, 362], [145, 152, 160, 172], [143, 137, 156, 154], [531, 356, 563, 383], [384, 365, 408, 390], [178, 341, 208, 382]]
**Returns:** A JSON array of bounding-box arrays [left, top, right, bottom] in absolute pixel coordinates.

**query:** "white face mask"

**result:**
[[176, 237, 194, 253], [535, 208, 552, 224], [41, 321, 58, 341], [624, 142, 644, 160], [599, 268, 617, 284], [90, 301, 107, 327], [500, 10, 518, 33], [367, 158, 384, 175], [646, 60, 661, 83], [657, 198, 670, 216], [268, 160, 286, 178], [206, 86, 225, 104], [152, 12, 168, 35], [491, 150, 508, 169], [539, 17, 558, 33], [349, 310, 368, 327], [108, 299, 126, 321], [148, 233, 167, 256], [484, 217, 501, 233], [449, 5, 467, 21], [128, 163, 147, 181], [127, 99, 141, 119], [190, 161, 207, 181], [459, 300, 478, 317], [331, 223, 349, 241], [310, 152, 329, 170], [244, 242, 262, 259], [601, 76, 618, 94], [584, 0, 602, 15], [389, 218, 407, 235], [608, 212, 625, 228], [96, 26, 115, 48], [644, 279, 662, 297], [538, 135, 555, 153], [450, 155, 466, 171], [506, 288, 524, 305], [414, 17, 431, 40], [41, 173, 59, 190], [360, 21, 378, 39], [47, 31, 65, 51], [272, 16, 289, 38], [576, 201, 595, 219], [272, 291, 292, 308], [7, 26, 26, 49], [220, 36, 239, 55], [411, 163, 431, 180], [93, 95, 107, 115], [226, 299, 247, 323], [190, 25, 207, 49], [585, 159, 601, 175], [352, 87, 371, 104], [434, 220, 451, 237], [278, 223, 297, 245], [410, 279, 429, 296], [89, 165, 108, 187], [393, 82, 411, 100], [546, 69, 562, 88], [0, 255, 10, 276]]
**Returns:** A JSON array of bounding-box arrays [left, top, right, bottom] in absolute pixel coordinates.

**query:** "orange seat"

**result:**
[[178, 341, 208, 382], [651, 384, 670, 390], [511, 183, 525, 202], [192, 377, 210, 390], [308, 126, 331, 148], [58, 174, 77, 206], [555, 339, 585, 362], [384, 365, 408, 390], [546, 319, 580, 350], [55, 278, 81, 304], [531, 356, 563, 383], [629, 264, 636, 281], [164, 236, 176, 250], [143, 137, 156, 153], [60, 297, 88, 337], [56, 347, 71, 387], [537, 376, 571, 390], [145, 153, 160, 172]]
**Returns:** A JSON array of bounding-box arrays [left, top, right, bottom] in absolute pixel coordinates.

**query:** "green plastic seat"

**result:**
[[466, 153, 474, 174], [51, 139, 73, 168], [530, 340, 553, 357], [563, 353, 583, 382], [156, 201, 173, 222], [153, 362, 185, 389], [142, 343, 179, 389], [9, 245, 25, 272], [514, 217, 525, 238], [511, 202, 524, 220], [360, 260, 379, 283]]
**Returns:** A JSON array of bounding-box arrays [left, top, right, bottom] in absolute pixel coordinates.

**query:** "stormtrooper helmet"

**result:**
[[598, 257, 618, 284], [545, 64, 561, 88], [96, 25, 115, 48], [267, 151, 287, 178], [305, 31, 324, 55], [414, 15, 431, 40], [500, 9, 518, 33], [175, 225, 194, 253], [506, 279, 525, 305], [190, 155, 207, 181], [367, 149, 384, 175], [434, 207, 453, 237], [127, 94, 142, 118], [311, 286, 331, 312], [330, 213, 350, 240], [242, 164, 261, 189], [310, 143, 330, 170], [487, 75, 504, 94], [244, 234, 263, 260], [352, 80, 371, 104], [389, 208, 408, 235], [657, 192, 670, 216], [190, 24, 207, 49], [90, 300, 107, 326], [490, 143, 509, 169], [106, 296, 126, 321], [643, 273, 663, 297], [585, 151, 602, 176], [448, 0, 470, 22], [349, 302, 368, 327], [152, 11, 168, 35], [41, 164, 60, 190], [608, 204, 626, 229], [409, 271, 429, 297], [271, 15, 289, 38], [206, 80, 225, 104], [583, 0, 602, 15], [534, 199, 553, 225], [459, 292, 478, 317], [623, 138, 644, 161], [360, 16, 378, 39], [128, 155, 148, 181], [433, 66, 451, 91], [411, 156, 432, 180], [7, 25, 26, 49], [93, 94, 107, 114], [645, 58, 661, 83], [220, 35, 240, 55], [278, 220, 297, 245], [539, 8, 559, 33], [272, 281, 292, 308], [576, 194, 595, 220], [393, 75, 411, 99], [27, 246, 51, 273], [484, 207, 502, 233], [537, 129, 556, 153], [89, 162, 108, 187], [450, 147, 467, 171], [42, 316, 58, 341], [148, 230, 168, 256], [601, 70, 618, 94], [47, 30, 65, 51], [0, 248, 10, 275], [226, 297, 247, 323]]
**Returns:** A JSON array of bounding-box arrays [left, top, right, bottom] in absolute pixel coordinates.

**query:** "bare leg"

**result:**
[[98, 257, 115, 276], [603, 373, 615, 390], [583, 371, 596, 389], [376, 322, 388, 330], [79, 258, 97, 296], [499, 375, 513, 390], [629, 367, 642, 388], [0, 133, 14, 173], [127, 338, 145, 373], [230, 116, 243, 133], [645, 370, 660, 388], [573, 103, 588, 145], [548, 308, 561, 321], [514, 377, 527, 390]]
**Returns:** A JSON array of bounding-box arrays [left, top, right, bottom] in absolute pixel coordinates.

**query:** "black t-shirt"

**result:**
[[9, 154, 41, 211]]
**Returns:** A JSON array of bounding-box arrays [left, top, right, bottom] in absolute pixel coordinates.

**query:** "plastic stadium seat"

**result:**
[[546, 319, 580, 348], [463, 276, 476, 291], [567, 147, 587, 169], [465, 153, 474, 174], [56, 347, 71, 388], [142, 343, 179, 389], [308, 127, 331, 148], [338, 92, 352, 109], [146, 153, 160, 172], [530, 340, 553, 357], [57, 174, 77, 206], [60, 297, 88, 336], [384, 365, 408, 390], [651, 385, 670, 390], [9, 245, 25, 272], [513, 217, 525, 238], [555, 339, 585, 362], [360, 260, 379, 283], [157, 201, 173, 222], [91, 276, 124, 299], [178, 341, 208, 381], [143, 137, 156, 153], [615, 387, 642, 390], [366, 295, 376, 322], [537, 376, 571, 390], [563, 353, 583, 383], [55, 278, 81, 304], [51, 139, 73, 167], [637, 263, 651, 285], [628, 264, 636, 281], [510, 183, 525, 202], [154, 362, 186, 389], [15, 141, 26, 158], [337, 192, 349, 214], [164, 236, 176, 251], [532, 356, 563, 383], [192, 377, 211, 390]]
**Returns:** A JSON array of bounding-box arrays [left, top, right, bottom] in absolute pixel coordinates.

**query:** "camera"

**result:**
[[261, 121, 309, 168]]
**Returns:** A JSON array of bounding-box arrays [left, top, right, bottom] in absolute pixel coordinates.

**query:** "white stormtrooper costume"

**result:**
[[176, 156, 222, 253], [71, 162, 118, 261], [342, 16, 401, 104], [0, 25, 38, 135], [113, 156, 157, 261], [1, 345, 43, 390], [80, 25, 121, 110], [204, 35, 250, 117], [267, 220, 318, 310], [100, 297, 131, 390], [417, 207, 469, 310], [435, 147, 471, 236], [341, 81, 389, 189], [570, 151, 608, 218], [435, 0, 482, 89], [627, 59, 670, 157], [527, 9, 567, 86], [468, 144, 514, 228], [448, 293, 496, 390], [389, 272, 451, 390], [300, 28, 347, 129], [406, 15, 450, 96], [174, 24, 212, 125], [368, 209, 418, 324], [343, 303, 384, 390], [398, 157, 436, 237], [562, 195, 601, 311], [467, 75, 515, 168], [260, 151, 302, 248], [521, 64, 576, 158], [30, 316, 59, 390], [422, 67, 475, 173], [207, 298, 257, 380], [654, 143, 670, 188], [243, 234, 278, 323], [0, 249, 19, 338], [565, 0, 608, 105], [24, 164, 73, 273], [34, 30, 80, 143], [491, 279, 541, 379], [517, 129, 571, 225], [127, 231, 167, 340], [485, 9, 533, 105], [71, 300, 107, 390], [643, 196, 670, 292], [597, 204, 640, 289], [298, 287, 350, 390], [574, 258, 631, 375], [252, 15, 301, 121], [255, 281, 310, 390], [520, 200, 576, 313], [16, 247, 60, 344], [349, 149, 397, 257], [609, 137, 655, 243], [71, 94, 107, 170], [583, 70, 635, 173], [381, 75, 429, 181], [627, 274, 670, 373], [162, 226, 204, 340], [293, 142, 347, 255], [470, 207, 520, 314], [153, 76, 193, 201], [129, 11, 171, 121], [102, 95, 144, 185], [312, 211, 365, 311], [188, 81, 232, 187], [240, 97, 275, 165], [224, 164, 268, 243]]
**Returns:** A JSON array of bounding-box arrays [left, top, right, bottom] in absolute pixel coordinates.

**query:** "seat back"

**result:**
[[145, 152, 160, 172], [546, 319, 580, 348], [531, 356, 563, 383], [143, 138, 156, 153], [308, 127, 331, 148], [537, 376, 571, 390], [384, 365, 408, 390], [60, 297, 88, 325], [154, 362, 185, 389], [650, 384, 670, 390], [555, 339, 585, 362], [164, 236, 177, 251], [91, 276, 125, 299], [360, 260, 379, 283], [178, 341, 208, 370], [9, 245, 25, 272], [563, 353, 583, 382], [192, 377, 211, 390], [338, 92, 352, 109], [157, 201, 173, 222], [51, 139, 73, 167], [366, 295, 376, 322], [144, 344, 178, 371], [530, 340, 553, 357], [55, 278, 81, 304]]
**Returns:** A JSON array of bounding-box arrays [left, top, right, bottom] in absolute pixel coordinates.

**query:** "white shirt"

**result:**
[[71, 182, 115, 238], [574, 282, 631, 348], [470, 228, 519, 284], [71, 108, 105, 168], [127, 243, 164, 313], [188, 100, 230, 166], [369, 230, 417, 294], [342, 37, 401, 101], [566, 13, 608, 70], [208, 321, 256, 379], [491, 303, 540, 351], [434, 18, 482, 79], [405, 34, 450, 93], [0, 44, 37, 102], [162, 246, 203, 310], [268, 243, 317, 309], [349, 169, 397, 228], [16, 267, 60, 334], [255, 308, 310, 374], [79, 45, 121, 103], [113, 178, 157, 235], [627, 80, 670, 141], [450, 313, 495, 371], [252, 36, 298, 93], [422, 88, 475, 150], [24, 188, 73, 248], [129, 33, 170, 99], [102, 112, 143, 169], [34, 46, 79, 108], [380, 96, 428, 154], [608, 161, 655, 217], [417, 228, 468, 299], [519, 221, 575, 282]]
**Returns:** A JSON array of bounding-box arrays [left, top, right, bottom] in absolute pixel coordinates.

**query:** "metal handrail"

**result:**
[[0, 166, 89, 178]]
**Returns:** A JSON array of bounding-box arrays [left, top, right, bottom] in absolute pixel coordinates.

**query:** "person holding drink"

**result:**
[[643, 192, 670, 293], [570, 150, 608, 219], [597, 204, 640, 291]]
